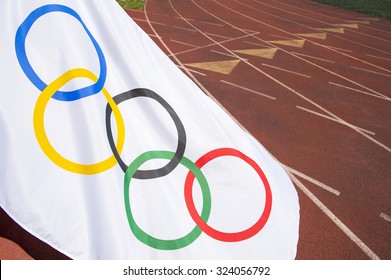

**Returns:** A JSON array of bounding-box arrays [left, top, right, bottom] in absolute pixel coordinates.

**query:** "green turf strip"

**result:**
[[313, 0, 391, 19], [116, 0, 145, 10]]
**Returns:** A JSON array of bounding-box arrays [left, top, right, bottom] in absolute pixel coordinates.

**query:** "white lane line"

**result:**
[[200, 20, 225, 27], [173, 26, 197, 32], [147, 33, 162, 38], [244, 40, 272, 48], [366, 54, 391, 62], [350, 66, 391, 78], [296, 106, 376, 136], [359, 24, 391, 36], [221, 80, 276, 100], [204, 32, 232, 39], [177, 65, 207, 76], [323, 45, 353, 53], [240, 28, 259, 33], [170, 39, 200, 48], [380, 213, 391, 222], [177, 16, 232, 28], [329, 82, 391, 101], [262, 63, 312, 78], [291, 52, 336, 63], [282, 165, 340, 196], [170, 32, 260, 57], [132, 18, 167, 26], [289, 174, 381, 260], [316, 34, 391, 57], [211, 49, 248, 60]]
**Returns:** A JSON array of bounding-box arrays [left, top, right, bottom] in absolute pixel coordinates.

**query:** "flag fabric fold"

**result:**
[[0, 0, 299, 259]]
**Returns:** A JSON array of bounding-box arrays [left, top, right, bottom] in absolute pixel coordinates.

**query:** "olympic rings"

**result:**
[[105, 88, 187, 179], [33, 68, 125, 175], [15, 4, 107, 101], [124, 150, 211, 250], [17, 4, 273, 251], [184, 148, 272, 242]]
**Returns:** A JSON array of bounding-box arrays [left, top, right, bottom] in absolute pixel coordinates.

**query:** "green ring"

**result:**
[[124, 150, 211, 250]]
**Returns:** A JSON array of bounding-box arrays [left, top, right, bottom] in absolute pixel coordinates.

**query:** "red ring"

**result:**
[[184, 148, 272, 242]]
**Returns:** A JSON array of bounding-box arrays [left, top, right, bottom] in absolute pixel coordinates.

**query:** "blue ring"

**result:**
[[15, 4, 107, 101]]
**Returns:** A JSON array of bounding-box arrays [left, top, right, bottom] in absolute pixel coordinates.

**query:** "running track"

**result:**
[[126, 0, 391, 260], [1, 0, 390, 259]]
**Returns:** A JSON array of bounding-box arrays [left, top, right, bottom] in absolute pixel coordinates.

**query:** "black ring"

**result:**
[[106, 88, 186, 179]]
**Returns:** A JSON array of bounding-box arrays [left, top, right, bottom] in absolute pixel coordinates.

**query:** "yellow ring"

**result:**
[[33, 68, 125, 175]]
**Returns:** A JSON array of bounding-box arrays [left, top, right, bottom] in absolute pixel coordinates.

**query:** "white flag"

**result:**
[[0, 0, 299, 259]]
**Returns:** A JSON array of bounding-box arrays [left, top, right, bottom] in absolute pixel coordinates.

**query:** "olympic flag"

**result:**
[[0, 0, 299, 259]]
